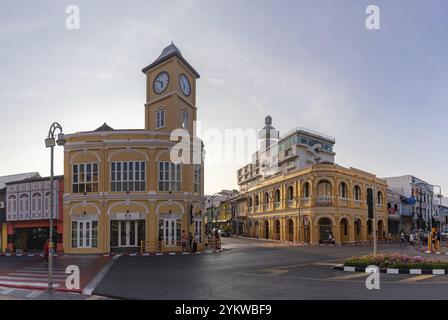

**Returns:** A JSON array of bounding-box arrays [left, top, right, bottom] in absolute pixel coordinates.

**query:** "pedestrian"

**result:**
[[194, 232, 200, 252], [43, 239, 49, 263], [328, 231, 336, 245], [188, 232, 193, 253], [409, 233, 415, 246], [181, 230, 188, 252], [400, 231, 406, 247], [215, 230, 221, 250]]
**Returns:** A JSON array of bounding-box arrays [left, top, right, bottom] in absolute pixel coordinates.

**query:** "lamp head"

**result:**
[[45, 137, 56, 148], [56, 133, 66, 146]]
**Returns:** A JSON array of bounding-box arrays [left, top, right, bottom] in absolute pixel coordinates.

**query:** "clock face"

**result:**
[[179, 74, 191, 96], [153, 72, 169, 94]]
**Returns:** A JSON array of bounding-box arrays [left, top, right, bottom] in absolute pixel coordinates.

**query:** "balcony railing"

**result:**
[[302, 198, 310, 206], [274, 202, 280, 209], [286, 200, 293, 208], [254, 205, 260, 212], [263, 204, 269, 211], [316, 195, 333, 206], [353, 200, 362, 208], [339, 198, 349, 206]]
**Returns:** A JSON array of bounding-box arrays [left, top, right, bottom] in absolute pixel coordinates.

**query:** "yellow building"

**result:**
[[62, 43, 206, 254], [238, 163, 388, 244]]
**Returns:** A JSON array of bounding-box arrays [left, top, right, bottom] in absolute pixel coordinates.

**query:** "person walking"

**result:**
[[188, 232, 194, 253], [194, 232, 200, 252], [328, 231, 336, 245], [409, 233, 415, 246], [181, 230, 188, 252], [43, 239, 50, 263], [400, 231, 406, 247]]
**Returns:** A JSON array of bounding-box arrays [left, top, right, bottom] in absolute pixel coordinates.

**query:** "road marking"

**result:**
[[26, 291, 42, 298], [314, 262, 343, 266], [401, 275, 435, 283], [328, 273, 369, 281], [0, 288, 15, 295], [261, 269, 289, 276], [82, 254, 121, 296]]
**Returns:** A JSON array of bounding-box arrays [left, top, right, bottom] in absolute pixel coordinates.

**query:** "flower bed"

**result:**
[[343, 253, 448, 270]]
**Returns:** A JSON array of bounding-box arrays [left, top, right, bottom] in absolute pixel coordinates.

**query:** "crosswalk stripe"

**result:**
[[26, 291, 42, 298], [0, 276, 64, 283], [400, 275, 435, 282], [0, 281, 60, 288], [9, 273, 67, 279], [0, 288, 15, 295]]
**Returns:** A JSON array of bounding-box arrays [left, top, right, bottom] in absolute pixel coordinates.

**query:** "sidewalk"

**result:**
[[0, 286, 110, 300]]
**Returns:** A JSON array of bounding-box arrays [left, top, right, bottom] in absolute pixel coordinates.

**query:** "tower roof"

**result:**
[[94, 123, 114, 132], [142, 42, 200, 78]]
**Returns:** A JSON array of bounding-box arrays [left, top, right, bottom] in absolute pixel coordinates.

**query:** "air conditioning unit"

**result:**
[[0, 202, 5, 209]]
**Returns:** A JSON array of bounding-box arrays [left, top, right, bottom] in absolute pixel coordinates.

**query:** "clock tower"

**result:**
[[142, 43, 200, 136]]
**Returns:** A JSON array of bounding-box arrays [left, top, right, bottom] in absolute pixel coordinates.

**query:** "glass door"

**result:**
[[116, 221, 139, 247], [161, 219, 180, 246]]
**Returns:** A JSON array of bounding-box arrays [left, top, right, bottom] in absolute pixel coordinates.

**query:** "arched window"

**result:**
[[19, 194, 29, 212], [377, 191, 383, 205], [255, 195, 259, 206], [264, 192, 270, 205], [248, 197, 253, 208], [339, 182, 348, 198], [317, 180, 332, 196], [303, 182, 310, 198], [287, 186, 294, 200], [32, 193, 42, 211], [274, 189, 281, 202], [44, 192, 51, 211], [7, 196, 17, 212], [354, 185, 362, 201]]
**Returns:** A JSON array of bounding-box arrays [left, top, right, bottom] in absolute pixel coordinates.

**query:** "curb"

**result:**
[[0, 282, 82, 293], [1, 250, 224, 258], [239, 236, 396, 247], [102, 249, 224, 257], [0, 253, 62, 257], [334, 265, 447, 275]]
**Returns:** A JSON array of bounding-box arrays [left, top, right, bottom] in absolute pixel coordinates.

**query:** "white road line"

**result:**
[[0, 281, 60, 288], [26, 291, 42, 298], [0, 288, 15, 295], [0, 276, 63, 282], [400, 275, 435, 283], [82, 254, 122, 296], [9, 273, 67, 279]]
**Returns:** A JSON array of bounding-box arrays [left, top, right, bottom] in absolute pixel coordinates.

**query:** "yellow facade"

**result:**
[[239, 164, 388, 244], [63, 44, 206, 254]]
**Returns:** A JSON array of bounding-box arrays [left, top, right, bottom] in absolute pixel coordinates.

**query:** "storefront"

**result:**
[[8, 222, 60, 252], [110, 213, 145, 249]]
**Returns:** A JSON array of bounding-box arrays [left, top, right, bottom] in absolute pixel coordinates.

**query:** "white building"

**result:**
[[384, 175, 437, 231], [237, 116, 336, 192]]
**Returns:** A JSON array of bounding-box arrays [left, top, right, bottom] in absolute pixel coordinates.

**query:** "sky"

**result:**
[[0, 0, 447, 195]]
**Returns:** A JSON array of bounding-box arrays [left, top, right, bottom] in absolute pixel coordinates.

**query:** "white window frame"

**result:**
[[182, 110, 189, 129], [158, 161, 181, 192], [72, 162, 99, 194], [71, 220, 98, 249], [194, 219, 202, 243], [111, 161, 146, 192], [194, 164, 202, 193], [156, 108, 166, 129]]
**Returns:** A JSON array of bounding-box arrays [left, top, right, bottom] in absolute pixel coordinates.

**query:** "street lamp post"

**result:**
[[44, 122, 65, 292]]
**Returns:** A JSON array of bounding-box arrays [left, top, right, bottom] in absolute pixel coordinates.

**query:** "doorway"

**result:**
[[111, 220, 145, 248]]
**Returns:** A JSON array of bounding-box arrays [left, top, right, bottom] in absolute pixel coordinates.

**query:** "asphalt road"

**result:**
[[93, 237, 448, 300]]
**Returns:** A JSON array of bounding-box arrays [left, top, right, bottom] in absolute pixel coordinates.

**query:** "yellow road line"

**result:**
[[328, 273, 369, 281], [400, 275, 435, 283], [314, 262, 343, 266]]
